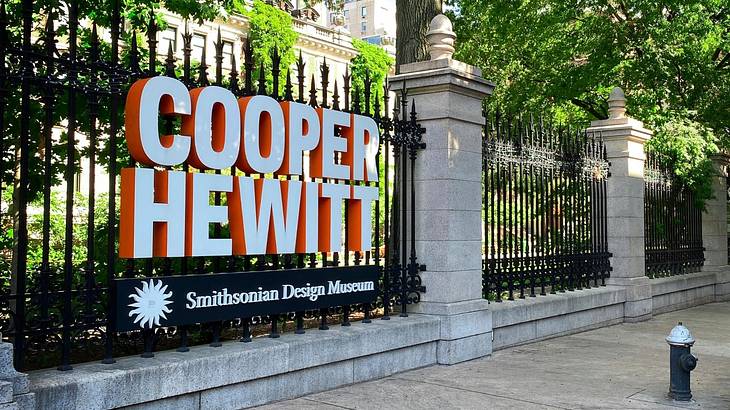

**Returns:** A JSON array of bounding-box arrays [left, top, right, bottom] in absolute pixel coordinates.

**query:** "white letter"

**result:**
[[186, 173, 232, 257], [229, 176, 301, 254], [296, 181, 319, 254], [281, 101, 320, 175], [238, 95, 286, 174], [282, 284, 294, 299], [311, 108, 350, 179], [347, 185, 379, 252], [319, 182, 350, 252], [344, 114, 380, 182], [119, 168, 186, 258], [125, 77, 191, 167], [186, 292, 197, 309], [185, 86, 241, 170]]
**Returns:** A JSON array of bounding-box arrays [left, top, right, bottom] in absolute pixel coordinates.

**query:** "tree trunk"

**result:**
[[395, 0, 442, 70], [389, 0, 441, 271]]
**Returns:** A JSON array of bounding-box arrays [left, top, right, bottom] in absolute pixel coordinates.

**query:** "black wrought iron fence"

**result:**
[[0, 0, 425, 371], [644, 151, 704, 278], [482, 113, 611, 301]]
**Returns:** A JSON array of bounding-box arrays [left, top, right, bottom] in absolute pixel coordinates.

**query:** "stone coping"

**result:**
[[29, 315, 440, 410], [490, 287, 626, 328], [649, 271, 718, 297]]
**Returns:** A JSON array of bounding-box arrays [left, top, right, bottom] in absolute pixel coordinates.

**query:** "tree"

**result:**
[[238, 0, 299, 94], [395, 0, 442, 69], [350, 38, 394, 112], [448, 0, 730, 203]]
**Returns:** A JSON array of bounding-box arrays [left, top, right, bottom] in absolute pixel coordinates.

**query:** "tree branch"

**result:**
[[570, 98, 608, 120], [714, 51, 730, 69]]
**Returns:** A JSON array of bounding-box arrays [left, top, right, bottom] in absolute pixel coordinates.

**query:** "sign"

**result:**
[[119, 76, 380, 259], [114, 76, 383, 331], [114, 266, 379, 331]]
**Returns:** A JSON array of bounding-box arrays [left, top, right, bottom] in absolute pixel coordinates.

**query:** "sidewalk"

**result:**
[[256, 302, 730, 409]]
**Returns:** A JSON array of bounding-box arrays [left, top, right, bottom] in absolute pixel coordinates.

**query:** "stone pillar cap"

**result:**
[[608, 87, 626, 119], [426, 14, 456, 61]]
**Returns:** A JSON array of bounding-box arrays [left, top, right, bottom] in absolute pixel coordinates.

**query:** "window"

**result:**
[[361, 22, 367, 33], [343, 9, 349, 17], [192, 33, 206, 62], [361, 6, 366, 17], [160, 25, 177, 54], [222, 40, 235, 68]]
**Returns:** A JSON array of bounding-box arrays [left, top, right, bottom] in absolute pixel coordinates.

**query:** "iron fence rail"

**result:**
[[0, 0, 425, 371], [644, 152, 704, 278], [482, 113, 611, 301]]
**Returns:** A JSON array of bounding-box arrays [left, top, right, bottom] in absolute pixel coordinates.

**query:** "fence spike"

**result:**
[[197, 44, 209, 86], [257, 61, 266, 95], [147, 15, 157, 75], [296, 50, 305, 103], [332, 79, 340, 110], [229, 54, 239, 94], [165, 40, 176, 77], [308, 74, 317, 107], [284, 69, 293, 101]]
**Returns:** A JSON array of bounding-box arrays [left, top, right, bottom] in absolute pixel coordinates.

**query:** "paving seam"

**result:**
[[301, 397, 356, 410], [388, 376, 571, 409]]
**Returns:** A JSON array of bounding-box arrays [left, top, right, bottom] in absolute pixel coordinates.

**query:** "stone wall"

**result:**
[[30, 316, 440, 410], [489, 268, 730, 351]]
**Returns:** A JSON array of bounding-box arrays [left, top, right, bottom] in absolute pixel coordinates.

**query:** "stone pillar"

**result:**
[[702, 155, 729, 268], [0, 341, 35, 409], [587, 88, 653, 322], [388, 14, 495, 364], [701, 155, 730, 301]]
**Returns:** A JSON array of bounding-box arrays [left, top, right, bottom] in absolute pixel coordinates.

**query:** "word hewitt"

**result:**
[[120, 76, 380, 258]]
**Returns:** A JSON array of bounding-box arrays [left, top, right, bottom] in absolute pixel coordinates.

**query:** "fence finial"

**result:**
[[426, 14, 456, 61], [608, 87, 626, 119]]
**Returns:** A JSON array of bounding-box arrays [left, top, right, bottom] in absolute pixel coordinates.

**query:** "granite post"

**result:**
[[701, 154, 730, 301], [587, 88, 653, 322], [0, 341, 34, 409], [388, 14, 495, 364]]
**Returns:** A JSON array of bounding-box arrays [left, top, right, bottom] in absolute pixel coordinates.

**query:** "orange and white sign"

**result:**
[[119, 76, 380, 259]]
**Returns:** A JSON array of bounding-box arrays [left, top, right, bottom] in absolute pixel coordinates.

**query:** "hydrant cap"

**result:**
[[666, 322, 695, 346]]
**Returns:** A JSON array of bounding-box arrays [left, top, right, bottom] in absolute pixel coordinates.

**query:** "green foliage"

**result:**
[[350, 38, 394, 114], [240, 0, 299, 94], [646, 116, 719, 207], [449, 0, 730, 202]]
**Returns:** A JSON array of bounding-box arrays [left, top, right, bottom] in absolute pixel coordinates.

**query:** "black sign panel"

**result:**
[[114, 266, 379, 332]]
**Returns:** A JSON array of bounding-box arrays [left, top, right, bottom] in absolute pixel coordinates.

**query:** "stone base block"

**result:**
[[353, 342, 437, 383], [0, 402, 18, 410], [624, 299, 652, 322], [491, 288, 626, 350], [0, 382, 12, 404], [716, 268, 730, 301], [200, 360, 354, 410], [12, 394, 34, 410], [436, 332, 492, 365], [607, 276, 652, 321], [412, 299, 493, 364], [651, 271, 719, 315]]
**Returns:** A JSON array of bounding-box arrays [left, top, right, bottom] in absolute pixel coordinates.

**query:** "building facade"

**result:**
[[342, 0, 396, 55]]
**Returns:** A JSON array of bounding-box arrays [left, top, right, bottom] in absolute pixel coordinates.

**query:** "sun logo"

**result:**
[[128, 279, 173, 328]]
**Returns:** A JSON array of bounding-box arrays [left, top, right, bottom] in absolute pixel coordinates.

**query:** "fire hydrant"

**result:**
[[666, 322, 698, 401]]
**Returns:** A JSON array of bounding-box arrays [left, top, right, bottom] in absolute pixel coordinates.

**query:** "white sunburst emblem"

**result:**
[[128, 279, 173, 328]]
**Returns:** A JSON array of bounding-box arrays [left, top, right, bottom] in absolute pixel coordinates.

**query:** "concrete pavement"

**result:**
[[255, 302, 730, 409]]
